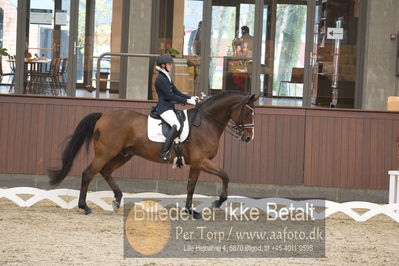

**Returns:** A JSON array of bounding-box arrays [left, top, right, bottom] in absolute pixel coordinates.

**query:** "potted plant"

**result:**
[[165, 47, 180, 57]]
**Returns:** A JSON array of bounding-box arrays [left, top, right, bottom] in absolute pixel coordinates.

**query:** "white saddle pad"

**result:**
[[147, 110, 190, 143]]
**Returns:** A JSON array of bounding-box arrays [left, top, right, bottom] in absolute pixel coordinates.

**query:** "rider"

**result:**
[[154, 54, 198, 161]]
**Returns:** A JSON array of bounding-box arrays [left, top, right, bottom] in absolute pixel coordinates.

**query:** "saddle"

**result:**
[[148, 107, 190, 168], [147, 108, 190, 143], [150, 107, 186, 136]]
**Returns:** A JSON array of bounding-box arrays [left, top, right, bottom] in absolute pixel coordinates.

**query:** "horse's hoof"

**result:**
[[184, 208, 202, 220], [212, 200, 222, 208], [112, 200, 120, 211], [213, 197, 227, 208], [84, 208, 92, 215], [192, 210, 202, 220]]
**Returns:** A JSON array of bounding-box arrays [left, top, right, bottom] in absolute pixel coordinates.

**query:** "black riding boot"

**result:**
[[160, 125, 178, 161]]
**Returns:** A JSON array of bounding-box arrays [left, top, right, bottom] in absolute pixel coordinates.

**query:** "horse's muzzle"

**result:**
[[241, 132, 252, 143]]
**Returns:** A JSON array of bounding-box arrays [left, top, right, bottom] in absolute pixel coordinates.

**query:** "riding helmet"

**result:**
[[156, 54, 174, 66]]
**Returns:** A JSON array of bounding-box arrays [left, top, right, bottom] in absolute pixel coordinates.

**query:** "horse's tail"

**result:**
[[48, 112, 103, 186]]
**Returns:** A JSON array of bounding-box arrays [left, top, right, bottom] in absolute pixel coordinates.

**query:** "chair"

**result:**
[[0, 56, 16, 92], [277, 67, 304, 98], [56, 58, 68, 95], [29, 58, 61, 95], [8, 55, 16, 73]]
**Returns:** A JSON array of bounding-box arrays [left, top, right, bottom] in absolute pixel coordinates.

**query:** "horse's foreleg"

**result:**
[[78, 157, 107, 215], [185, 167, 201, 219], [199, 159, 229, 208], [100, 151, 134, 210]]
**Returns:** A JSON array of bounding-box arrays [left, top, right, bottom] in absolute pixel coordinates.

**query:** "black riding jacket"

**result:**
[[155, 71, 190, 114]]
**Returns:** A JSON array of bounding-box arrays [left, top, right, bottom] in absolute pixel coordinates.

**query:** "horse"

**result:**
[[48, 90, 258, 218]]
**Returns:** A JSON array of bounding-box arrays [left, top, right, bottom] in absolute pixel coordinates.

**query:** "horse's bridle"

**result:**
[[229, 98, 255, 128], [196, 95, 255, 139], [227, 96, 255, 138]]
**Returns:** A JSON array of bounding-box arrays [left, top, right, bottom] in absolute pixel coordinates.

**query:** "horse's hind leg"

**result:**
[[100, 151, 134, 210], [185, 167, 202, 219], [78, 157, 107, 215], [199, 159, 229, 208]]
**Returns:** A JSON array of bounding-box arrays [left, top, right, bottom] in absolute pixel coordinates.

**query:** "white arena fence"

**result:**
[[1, 187, 399, 223]]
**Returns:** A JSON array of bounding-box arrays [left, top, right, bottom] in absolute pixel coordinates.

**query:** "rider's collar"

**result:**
[[155, 66, 172, 83]]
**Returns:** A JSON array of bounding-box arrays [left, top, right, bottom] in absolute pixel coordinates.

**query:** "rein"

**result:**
[[195, 96, 255, 139]]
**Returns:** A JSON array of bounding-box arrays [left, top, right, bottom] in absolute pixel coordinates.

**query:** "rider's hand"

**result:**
[[187, 96, 198, 105]]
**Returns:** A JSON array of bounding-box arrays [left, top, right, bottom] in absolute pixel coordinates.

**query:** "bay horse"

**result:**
[[48, 91, 257, 218]]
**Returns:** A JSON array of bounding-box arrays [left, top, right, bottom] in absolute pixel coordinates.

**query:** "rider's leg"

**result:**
[[160, 110, 181, 131], [159, 110, 180, 161]]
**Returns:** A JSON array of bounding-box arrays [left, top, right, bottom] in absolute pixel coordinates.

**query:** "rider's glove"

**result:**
[[187, 96, 198, 105]]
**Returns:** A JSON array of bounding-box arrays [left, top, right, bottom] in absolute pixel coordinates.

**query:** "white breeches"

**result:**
[[160, 110, 181, 131]]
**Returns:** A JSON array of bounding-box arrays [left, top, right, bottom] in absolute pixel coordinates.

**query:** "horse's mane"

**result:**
[[199, 90, 248, 107]]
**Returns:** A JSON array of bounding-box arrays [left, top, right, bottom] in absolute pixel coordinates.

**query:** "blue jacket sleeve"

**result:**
[[155, 77, 189, 104], [172, 85, 190, 100]]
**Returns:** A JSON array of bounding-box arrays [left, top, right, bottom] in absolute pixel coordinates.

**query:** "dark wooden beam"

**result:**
[[83, 0, 95, 88]]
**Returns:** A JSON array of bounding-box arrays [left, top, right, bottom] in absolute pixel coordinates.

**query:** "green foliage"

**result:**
[[165, 47, 180, 56], [0, 47, 9, 57], [0, 42, 9, 57]]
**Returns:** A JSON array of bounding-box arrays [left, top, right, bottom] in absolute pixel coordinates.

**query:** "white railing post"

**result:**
[[388, 171, 399, 208]]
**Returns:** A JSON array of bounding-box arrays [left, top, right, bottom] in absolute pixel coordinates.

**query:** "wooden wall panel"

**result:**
[[304, 110, 399, 190], [0, 103, 9, 172], [223, 107, 306, 185], [1, 95, 399, 191]]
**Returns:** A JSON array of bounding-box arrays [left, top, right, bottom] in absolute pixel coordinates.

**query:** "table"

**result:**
[[7, 58, 51, 93], [222, 56, 271, 92], [25, 59, 51, 72]]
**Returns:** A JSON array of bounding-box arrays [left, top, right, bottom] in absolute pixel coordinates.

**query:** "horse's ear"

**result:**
[[249, 94, 259, 103]]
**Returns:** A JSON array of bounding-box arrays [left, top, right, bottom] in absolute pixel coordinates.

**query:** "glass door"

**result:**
[[259, 2, 271, 97], [273, 3, 307, 99], [21, 0, 94, 97], [182, 0, 204, 99], [66, 0, 80, 97], [311, 0, 360, 108], [24, 0, 73, 96], [77, 0, 119, 99], [209, 0, 255, 95], [0, 1, 18, 94]]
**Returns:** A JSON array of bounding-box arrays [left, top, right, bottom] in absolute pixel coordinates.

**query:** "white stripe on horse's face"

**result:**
[[245, 104, 255, 141], [251, 106, 255, 141]]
